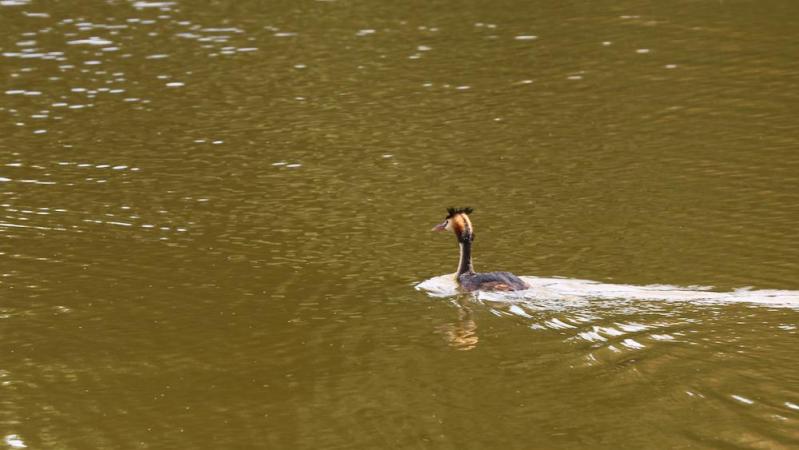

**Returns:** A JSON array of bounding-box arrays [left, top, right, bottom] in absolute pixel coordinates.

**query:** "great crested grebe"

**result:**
[[432, 207, 530, 292]]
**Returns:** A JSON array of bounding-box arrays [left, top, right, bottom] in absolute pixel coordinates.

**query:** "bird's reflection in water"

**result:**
[[437, 298, 479, 351]]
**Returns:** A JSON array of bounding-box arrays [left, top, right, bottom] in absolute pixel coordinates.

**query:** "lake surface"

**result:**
[[2, 0, 798, 448]]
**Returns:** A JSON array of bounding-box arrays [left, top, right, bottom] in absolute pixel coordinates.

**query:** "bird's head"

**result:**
[[432, 207, 474, 242]]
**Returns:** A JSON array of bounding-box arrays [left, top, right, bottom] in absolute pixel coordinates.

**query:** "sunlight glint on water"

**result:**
[[1, 0, 798, 448]]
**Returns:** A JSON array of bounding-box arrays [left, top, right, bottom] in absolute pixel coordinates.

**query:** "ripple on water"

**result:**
[[1, 3, 260, 136], [0, 159, 192, 240], [418, 272, 799, 444], [416, 274, 799, 309], [66, 37, 114, 46], [418, 272, 799, 376]]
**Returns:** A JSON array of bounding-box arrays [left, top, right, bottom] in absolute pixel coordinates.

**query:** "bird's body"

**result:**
[[432, 208, 529, 292], [458, 271, 529, 292]]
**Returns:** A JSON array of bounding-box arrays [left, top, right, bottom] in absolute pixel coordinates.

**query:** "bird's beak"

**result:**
[[431, 221, 447, 232]]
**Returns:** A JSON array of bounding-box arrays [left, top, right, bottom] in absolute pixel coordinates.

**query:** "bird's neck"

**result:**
[[457, 237, 474, 275]]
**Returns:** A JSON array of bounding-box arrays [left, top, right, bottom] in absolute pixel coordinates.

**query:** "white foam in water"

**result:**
[[4, 435, 26, 449], [621, 338, 645, 350], [616, 322, 648, 332], [546, 318, 576, 329], [415, 274, 799, 309], [132, 1, 175, 8], [578, 330, 607, 342], [596, 326, 624, 336], [67, 37, 113, 46], [507, 304, 532, 318], [731, 395, 754, 405]]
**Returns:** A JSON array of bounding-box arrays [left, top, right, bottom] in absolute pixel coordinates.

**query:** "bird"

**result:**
[[431, 207, 530, 292]]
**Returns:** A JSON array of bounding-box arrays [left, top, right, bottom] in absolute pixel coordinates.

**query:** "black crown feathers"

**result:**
[[446, 207, 473, 218]]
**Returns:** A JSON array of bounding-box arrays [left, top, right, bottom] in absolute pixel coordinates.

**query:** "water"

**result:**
[[1, 0, 798, 448]]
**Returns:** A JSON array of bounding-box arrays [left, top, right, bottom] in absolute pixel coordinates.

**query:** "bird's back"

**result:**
[[458, 271, 529, 292]]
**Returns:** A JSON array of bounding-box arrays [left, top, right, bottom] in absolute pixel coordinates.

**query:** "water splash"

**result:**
[[3, 435, 26, 449], [416, 273, 799, 309]]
